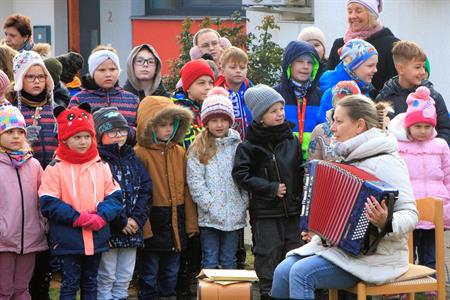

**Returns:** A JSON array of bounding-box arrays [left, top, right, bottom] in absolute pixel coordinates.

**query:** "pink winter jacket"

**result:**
[[390, 113, 450, 229], [0, 153, 48, 254]]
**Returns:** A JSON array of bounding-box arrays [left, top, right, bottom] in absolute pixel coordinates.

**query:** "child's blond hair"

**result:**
[[188, 129, 217, 165], [392, 41, 426, 65], [220, 46, 248, 68], [33, 43, 52, 58]]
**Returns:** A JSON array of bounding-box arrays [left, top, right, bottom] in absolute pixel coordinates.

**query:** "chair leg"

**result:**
[[328, 289, 338, 300], [356, 283, 366, 300]]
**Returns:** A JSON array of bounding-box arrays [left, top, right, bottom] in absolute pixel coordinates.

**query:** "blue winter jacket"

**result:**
[[98, 143, 152, 248], [273, 41, 322, 158]]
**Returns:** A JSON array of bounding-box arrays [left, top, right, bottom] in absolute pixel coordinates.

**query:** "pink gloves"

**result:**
[[73, 212, 106, 231]]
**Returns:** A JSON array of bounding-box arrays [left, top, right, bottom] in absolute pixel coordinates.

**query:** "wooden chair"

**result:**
[[329, 197, 446, 300]]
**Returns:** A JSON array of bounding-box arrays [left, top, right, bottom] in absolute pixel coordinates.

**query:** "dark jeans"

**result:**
[[59, 254, 101, 300], [29, 250, 52, 300], [139, 251, 181, 300], [200, 227, 240, 269], [251, 216, 302, 298], [413, 229, 436, 269], [176, 236, 201, 298]]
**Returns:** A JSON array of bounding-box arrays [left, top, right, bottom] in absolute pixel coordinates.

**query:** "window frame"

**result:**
[[145, 0, 243, 16]]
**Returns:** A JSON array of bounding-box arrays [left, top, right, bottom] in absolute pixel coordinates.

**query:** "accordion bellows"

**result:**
[[300, 160, 398, 256]]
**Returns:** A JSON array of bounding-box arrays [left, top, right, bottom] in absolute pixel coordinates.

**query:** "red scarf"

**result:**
[[55, 141, 99, 164], [343, 21, 383, 43]]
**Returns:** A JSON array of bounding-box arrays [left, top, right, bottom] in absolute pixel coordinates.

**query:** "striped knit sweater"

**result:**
[[69, 87, 139, 128]]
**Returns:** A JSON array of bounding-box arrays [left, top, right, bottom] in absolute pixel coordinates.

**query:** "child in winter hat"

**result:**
[[93, 106, 129, 144], [404, 86, 437, 129], [331, 80, 361, 106], [297, 26, 327, 61], [200, 87, 235, 126], [244, 84, 285, 122], [339, 39, 378, 76], [180, 59, 215, 94], [13, 50, 54, 93], [0, 105, 26, 136]]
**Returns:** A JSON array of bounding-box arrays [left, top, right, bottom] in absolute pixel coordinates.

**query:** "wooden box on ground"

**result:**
[[196, 269, 258, 300]]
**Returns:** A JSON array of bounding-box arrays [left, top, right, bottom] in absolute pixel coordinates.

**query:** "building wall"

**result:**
[[247, 0, 450, 108], [99, 0, 133, 84]]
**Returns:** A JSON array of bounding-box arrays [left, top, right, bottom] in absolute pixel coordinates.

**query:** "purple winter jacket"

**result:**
[[0, 153, 48, 254]]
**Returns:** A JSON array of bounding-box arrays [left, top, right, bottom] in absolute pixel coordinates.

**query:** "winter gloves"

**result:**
[[73, 212, 107, 231]]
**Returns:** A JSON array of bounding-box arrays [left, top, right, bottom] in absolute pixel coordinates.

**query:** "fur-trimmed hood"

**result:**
[[136, 96, 193, 148]]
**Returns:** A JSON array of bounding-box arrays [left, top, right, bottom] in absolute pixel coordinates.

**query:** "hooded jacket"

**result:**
[[187, 129, 248, 231], [288, 128, 418, 284], [98, 143, 152, 248], [39, 156, 123, 256], [134, 96, 199, 251], [389, 113, 450, 229], [273, 41, 322, 158], [327, 27, 399, 97], [124, 44, 170, 100], [375, 77, 450, 143], [0, 154, 48, 254]]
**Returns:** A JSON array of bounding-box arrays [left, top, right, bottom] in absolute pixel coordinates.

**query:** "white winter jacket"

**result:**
[[288, 128, 418, 284]]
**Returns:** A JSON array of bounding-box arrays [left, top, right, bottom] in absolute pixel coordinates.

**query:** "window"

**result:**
[[146, 0, 242, 16]]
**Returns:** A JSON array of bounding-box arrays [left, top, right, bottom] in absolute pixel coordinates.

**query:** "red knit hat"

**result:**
[[180, 59, 214, 93], [404, 86, 437, 128], [54, 103, 96, 142]]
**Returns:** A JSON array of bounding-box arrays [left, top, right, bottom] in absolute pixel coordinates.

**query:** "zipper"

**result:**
[[271, 152, 288, 217], [16, 169, 25, 255], [117, 154, 129, 216]]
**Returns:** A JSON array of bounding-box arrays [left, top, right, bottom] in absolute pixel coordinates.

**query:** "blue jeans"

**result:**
[[200, 227, 240, 269], [138, 251, 180, 300], [271, 255, 358, 299], [413, 229, 436, 269], [59, 254, 101, 300]]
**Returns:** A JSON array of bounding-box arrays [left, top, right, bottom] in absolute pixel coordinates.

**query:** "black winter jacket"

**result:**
[[375, 77, 450, 143], [233, 122, 304, 219], [327, 27, 399, 97], [98, 143, 152, 248]]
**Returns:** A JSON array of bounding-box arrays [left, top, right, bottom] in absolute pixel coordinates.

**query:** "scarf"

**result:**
[[246, 121, 294, 145], [18, 39, 34, 52], [55, 140, 99, 164], [291, 79, 312, 99], [19, 90, 49, 108], [346, 69, 374, 93], [0, 145, 33, 168], [343, 22, 383, 43]]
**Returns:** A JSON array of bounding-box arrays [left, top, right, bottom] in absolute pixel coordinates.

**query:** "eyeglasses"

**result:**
[[134, 58, 156, 66], [105, 128, 128, 138], [199, 40, 219, 49], [24, 74, 46, 83]]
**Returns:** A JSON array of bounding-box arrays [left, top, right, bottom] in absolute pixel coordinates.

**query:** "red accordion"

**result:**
[[300, 160, 398, 256]]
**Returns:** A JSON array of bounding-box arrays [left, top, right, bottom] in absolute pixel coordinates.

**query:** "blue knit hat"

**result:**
[[339, 39, 378, 73]]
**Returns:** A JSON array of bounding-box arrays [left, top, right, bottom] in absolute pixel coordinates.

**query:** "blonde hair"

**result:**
[[188, 129, 217, 164], [336, 95, 386, 130], [33, 43, 52, 58], [392, 41, 426, 65], [0, 44, 17, 80], [220, 46, 248, 67], [193, 28, 221, 46], [91, 44, 118, 54]]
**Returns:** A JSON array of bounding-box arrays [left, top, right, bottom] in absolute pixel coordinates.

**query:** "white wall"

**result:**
[[247, 0, 450, 108], [99, 0, 133, 85]]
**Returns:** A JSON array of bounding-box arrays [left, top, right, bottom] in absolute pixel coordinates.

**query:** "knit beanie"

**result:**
[[0, 105, 26, 135], [244, 84, 285, 122], [404, 86, 436, 128], [180, 59, 214, 93], [44, 58, 62, 85], [201, 87, 235, 125], [297, 26, 326, 51], [88, 50, 121, 78], [339, 39, 378, 73], [0, 70, 10, 95], [93, 106, 129, 143], [56, 51, 84, 83], [332, 80, 361, 105], [347, 0, 383, 17], [54, 103, 96, 141], [13, 50, 54, 92]]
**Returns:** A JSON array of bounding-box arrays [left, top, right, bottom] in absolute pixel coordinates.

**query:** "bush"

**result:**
[[162, 12, 283, 91]]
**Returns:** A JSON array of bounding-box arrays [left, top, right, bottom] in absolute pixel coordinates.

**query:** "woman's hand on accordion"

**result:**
[[365, 196, 388, 229], [301, 231, 315, 243]]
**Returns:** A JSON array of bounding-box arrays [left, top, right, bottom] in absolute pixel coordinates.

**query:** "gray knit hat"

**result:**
[[244, 84, 285, 122], [93, 106, 129, 143]]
